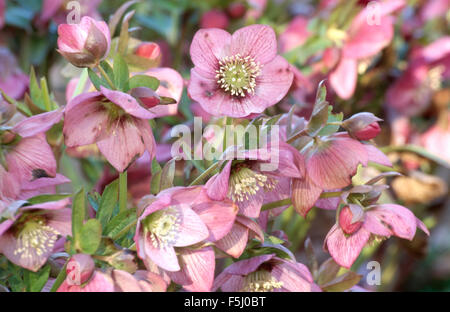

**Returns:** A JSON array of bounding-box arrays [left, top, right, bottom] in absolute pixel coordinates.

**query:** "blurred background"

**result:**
[[0, 0, 449, 291]]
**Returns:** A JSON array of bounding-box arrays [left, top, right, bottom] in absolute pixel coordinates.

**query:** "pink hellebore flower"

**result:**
[[324, 204, 429, 268], [292, 133, 392, 217], [0, 47, 29, 100], [341, 112, 382, 141], [213, 254, 317, 292], [57, 16, 111, 68], [0, 199, 71, 271], [328, 0, 405, 99], [205, 143, 304, 218], [188, 24, 293, 118], [63, 86, 172, 172], [135, 187, 237, 291]]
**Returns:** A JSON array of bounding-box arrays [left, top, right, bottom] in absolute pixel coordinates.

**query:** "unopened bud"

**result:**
[[339, 205, 364, 235], [342, 112, 382, 140], [135, 42, 162, 64], [66, 254, 95, 285]]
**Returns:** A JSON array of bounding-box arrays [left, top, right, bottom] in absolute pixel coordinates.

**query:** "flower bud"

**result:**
[[227, 3, 246, 18], [339, 205, 364, 235], [135, 42, 162, 63], [200, 9, 229, 29], [66, 254, 95, 285], [342, 112, 382, 141], [57, 16, 110, 68]]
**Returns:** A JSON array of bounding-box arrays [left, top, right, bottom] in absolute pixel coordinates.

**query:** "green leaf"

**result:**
[[0, 90, 32, 116], [24, 265, 51, 292], [321, 271, 362, 292], [128, 74, 160, 91], [307, 81, 329, 136], [317, 258, 342, 286], [79, 219, 102, 254], [318, 106, 344, 136], [104, 208, 137, 239], [29, 67, 45, 110], [108, 0, 138, 36], [113, 54, 130, 92], [118, 10, 135, 55], [150, 158, 163, 195], [27, 193, 72, 205], [72, 188, 86, 249], [160, 159, 176, 191], [87, 68, 105, 91], [97, 179, 119, 227]]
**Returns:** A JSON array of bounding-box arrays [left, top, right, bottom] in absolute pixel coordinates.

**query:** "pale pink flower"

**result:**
[[328, 0, 405, 99], [0, 199, 72, 271], [63, 86, 169, 172], [188, 24, 293, 118], [135, 186, 236, 276], [324, 204, 429, 268], [57, 16, 110, 68], [213, 254, 317, 292], [0, 47, 29, 100], [205, 143, 304, 218]]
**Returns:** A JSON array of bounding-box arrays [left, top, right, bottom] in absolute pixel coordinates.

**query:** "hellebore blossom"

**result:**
[[0, 199, 71, 271], [188, 24, 293, 118], [213, 254, 318, 292], [63, 86, 167, 172], [57, 16, 111, 68], [324, 204, 429, 268], [134, 187, 237, 276], [205, 143, 304, 218], [291, 133, 392, 217]]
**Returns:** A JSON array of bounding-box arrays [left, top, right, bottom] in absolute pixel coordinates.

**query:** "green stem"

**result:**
[[50, 261, 68, 292], [40, 78, 52, 111], [286, 129, 308, 144], [189, 162, 220, 186], [119, 171, 128, 213], [261, 191, 342, 211], [72, 68, 89, 99], [96, 64, 115, 90]]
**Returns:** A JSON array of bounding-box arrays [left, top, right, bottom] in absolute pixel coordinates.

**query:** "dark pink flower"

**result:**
[[213, 254, 317, 292], [324, 204, 429, 268], [342, 112, 382, 141], [200, 9, 229, 29], [188, 25, 293, 118], [63, 87, 167, 172], [205, 143, 304, 218], [135, 42, 162, 64], [0, 48, 29, 100], [0, 199, 71, 271], [135, 186, 236, 273], [227, 2, 246, 19], [57, 16, 110, 68]]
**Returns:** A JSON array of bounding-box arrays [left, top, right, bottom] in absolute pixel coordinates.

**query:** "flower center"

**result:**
[[143, 207, 181, 249], [228, 166, 277, 202], [241, 270, 283, 292], [13, 217, 59, 260], [215, 54, 261, 97]]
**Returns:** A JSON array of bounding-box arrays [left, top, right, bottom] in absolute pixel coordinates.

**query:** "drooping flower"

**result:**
[[63, 86, 170, 172], [205, 143, 304, 218], [188, 24, 293, 118], [57, 16, 111, 68], [0, 47, 29, 100], [324, 204, 429, 268], [0, 198, 71, 271], [135, 186, 236, 273], [291, 133, 391, 217], [213, 254, 317, 292]]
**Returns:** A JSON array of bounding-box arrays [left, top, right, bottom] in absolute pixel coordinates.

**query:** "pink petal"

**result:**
[[12, 108, 64, 138], [0, 166, 20, 199], [364, 144, 392, 167], [205, 160, 232, 201], [57, 23, 88, 53], [96, 118, 147, 172], [63, 92, 109, 147], [173, 205, 209, 247], [292, 175, 323, 217], [329, 57, 358, 99], [271, 261, 312, 292], [215, 222, 249, 258], [100, 87, 156, 119], [325, 225, 371, 269], [167, 247, 215, 292], [6, 134, 57, 184], [190, 28, 231, 78], [230, 24, 277, 64], [57, 271, 115, 292], [143, 234, 180, 272], [112, 270, 142, 292], [306, 135, 368, 189], [225, 254, 275, 275]]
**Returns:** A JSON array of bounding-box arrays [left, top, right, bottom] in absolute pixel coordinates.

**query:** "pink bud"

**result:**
[[57, 16, 110, 68], [66, 254, 95, 285], [135, 42, 162, 63], [342, 112, 382, 140], [227, 3, 246, 18], [200, 9, 229, 29], [339, 205, 364, 235]]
